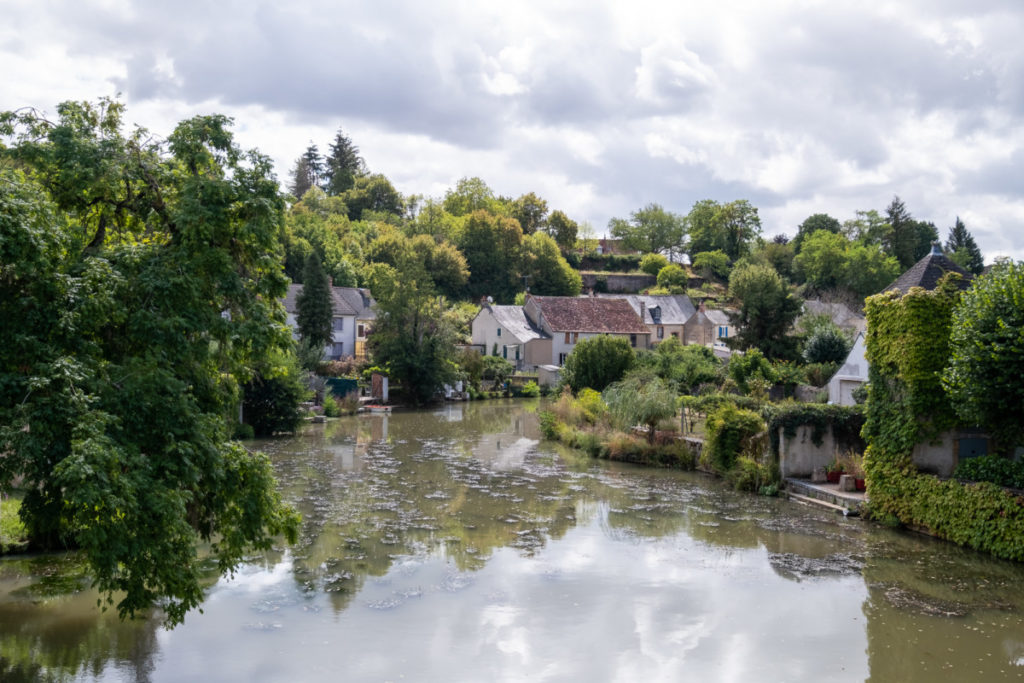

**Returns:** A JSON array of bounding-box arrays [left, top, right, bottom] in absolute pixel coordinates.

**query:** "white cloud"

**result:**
[[3, 0, 1024, 259]]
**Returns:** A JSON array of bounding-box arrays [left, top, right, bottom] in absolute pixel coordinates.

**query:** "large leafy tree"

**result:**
[[608, 203, 686, 257], [457, 209, 524, 302], [728, 262, 801, 359], [510, 192, 548, 235], [296, 252, 334, 353], [366, 260, 459, 406], [0, 100, 299, 624], [562, 335, 635, 393], [546, 209, 578, 251], [792, 213, 842, 253], [521, 232, 582, 296], [945, 217, 984, 275], [687, 199, 761, 260], [942, 262, 1024, 451]]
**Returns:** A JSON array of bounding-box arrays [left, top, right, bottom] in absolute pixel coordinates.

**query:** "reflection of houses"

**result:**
[[524, 295, 650, 365], [471, 303, 551, 370], [284, 284, 376, 360], [596, 294, 695, 345]]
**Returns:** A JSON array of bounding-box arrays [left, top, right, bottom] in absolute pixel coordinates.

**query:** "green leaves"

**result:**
[[0, 100, 299, 625]]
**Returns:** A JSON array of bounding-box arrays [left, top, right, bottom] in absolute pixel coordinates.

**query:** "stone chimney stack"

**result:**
[[639, 300, 647, 323]]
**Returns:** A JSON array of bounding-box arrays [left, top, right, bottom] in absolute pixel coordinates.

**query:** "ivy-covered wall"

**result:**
[[863, 276, 1024, 560]]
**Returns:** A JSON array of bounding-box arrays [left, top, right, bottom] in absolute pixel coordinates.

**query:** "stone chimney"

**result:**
[[698, 299, 706, 314], [639, 300, 647, 324]]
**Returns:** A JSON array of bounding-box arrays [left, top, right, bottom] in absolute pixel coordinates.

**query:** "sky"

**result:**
[[3, 0, 1023, 260]]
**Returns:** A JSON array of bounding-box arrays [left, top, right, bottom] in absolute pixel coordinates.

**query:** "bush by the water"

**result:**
[[954, 455, 1024, 489], [704, 403, 766, 473]]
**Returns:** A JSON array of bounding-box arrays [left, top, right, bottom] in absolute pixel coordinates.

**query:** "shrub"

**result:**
[[577, 388, 607, 423], [317, 356, 366, 377], [656, 264, 688, 290], [727, 349, 777, 395], [1, 495, 28, 554], [518, 380, 541, 397], [727, 455, 778, 493], [803, 327, 851, 365], [954, 455, 1024, 489], [692, 250, 731, 280], [323, 395, 342, 417], [231, 422, 255, 440], [640, 253, 670, 276], [803, 362, 839, 387], [704, 403, 765, 473], [562, 335, 635, 393]]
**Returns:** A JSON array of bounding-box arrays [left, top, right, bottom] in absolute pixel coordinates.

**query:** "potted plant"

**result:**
[[825, 459, 845, 484], [839, 452, 866, 491]]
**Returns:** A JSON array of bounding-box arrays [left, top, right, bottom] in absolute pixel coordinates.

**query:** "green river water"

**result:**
[[1, 399, 1023, 682]]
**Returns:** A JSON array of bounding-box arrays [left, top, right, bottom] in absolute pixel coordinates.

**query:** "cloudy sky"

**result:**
[[3, 0, 1023, 260]]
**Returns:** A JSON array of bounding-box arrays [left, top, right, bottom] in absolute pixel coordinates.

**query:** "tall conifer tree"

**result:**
[[296, 252, 334, 352]]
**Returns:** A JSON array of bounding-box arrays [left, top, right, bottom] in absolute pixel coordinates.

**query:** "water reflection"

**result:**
[[0, 399, 1022, 681]]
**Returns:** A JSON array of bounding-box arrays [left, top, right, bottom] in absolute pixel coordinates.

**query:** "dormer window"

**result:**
[[651, 306, 661, 322]]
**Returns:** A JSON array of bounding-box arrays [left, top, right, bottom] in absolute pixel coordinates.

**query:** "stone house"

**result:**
[[682, 302, 733, 347], [596, 294, 696, 345], [522, 295, 650, 366], [471, 303, 551, 371]]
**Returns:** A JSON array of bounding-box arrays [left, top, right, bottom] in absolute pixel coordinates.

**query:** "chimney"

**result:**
[[639, 300, 647, 323], [698, 299, 706, 313]]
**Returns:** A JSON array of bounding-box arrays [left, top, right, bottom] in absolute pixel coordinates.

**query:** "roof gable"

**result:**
[[884, 251, 972, 295], [284, 284, 375, 318]]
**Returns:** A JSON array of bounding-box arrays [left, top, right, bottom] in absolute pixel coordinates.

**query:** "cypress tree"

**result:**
[[945, 217, 985, 275], [296, 252, 334, 352], [324, 128, 364, 196]]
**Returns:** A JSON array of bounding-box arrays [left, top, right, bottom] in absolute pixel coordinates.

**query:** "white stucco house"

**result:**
[[827, 332, 868, 406], [471, 303, 551, 371], [283, 284, 376, 360]]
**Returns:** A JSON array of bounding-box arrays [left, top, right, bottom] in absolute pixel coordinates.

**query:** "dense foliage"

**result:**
[[0, 100, 300, 623], [727, 263, 801, 359], [602, 370, 678, 443], [942, 262, 1024, 451], [954, 456, 1024, 490], [296, 252, 334, 353], [562, 335, 635, 393], [862, 274, 1024, 561]]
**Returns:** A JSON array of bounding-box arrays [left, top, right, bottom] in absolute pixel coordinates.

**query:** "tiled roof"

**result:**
[[884, 250, 972, 295], [284, 283, 375, 318], [596, 294, 696, 325], [531, 296, 649, 334], [489, 305, 548, 342]]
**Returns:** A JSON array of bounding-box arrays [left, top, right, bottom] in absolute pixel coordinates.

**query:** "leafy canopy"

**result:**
[[0, 100, 300, 625]]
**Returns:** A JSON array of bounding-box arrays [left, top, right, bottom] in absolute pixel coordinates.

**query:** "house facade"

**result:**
[[827, 332, 867, 406], [682, 302, 732, 347], [471, 304, 552, 371], [523, 295, 650, 366], [283, 284, 376, 360], [596, 294, 696, 345]]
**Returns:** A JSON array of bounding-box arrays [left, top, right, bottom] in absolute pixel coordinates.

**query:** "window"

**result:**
[[630, 334, 637, 348], [497, 328, 502, 337], [357, 323, 365, 338], [564, 332, 571, 344], [503, 346, 508, 359], [718, 326, 728, 338], [657, 326, 664, 339], [331, 342, 344, 358], [558, 353, 568, 365], [333, 317, 344, 332]]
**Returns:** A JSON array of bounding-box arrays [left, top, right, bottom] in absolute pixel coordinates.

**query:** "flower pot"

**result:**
[[855, 477, 866, 491], [826, 471, 841, 484]]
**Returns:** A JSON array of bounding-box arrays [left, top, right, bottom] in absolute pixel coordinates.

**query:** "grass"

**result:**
[[1, 492, 29, 554]]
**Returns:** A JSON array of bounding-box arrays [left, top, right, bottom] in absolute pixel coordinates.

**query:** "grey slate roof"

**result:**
[[284, 283, 375, 318], [490, 305, 548, 342], [596, 294, 696, 325], [884, 249, 973, 295]]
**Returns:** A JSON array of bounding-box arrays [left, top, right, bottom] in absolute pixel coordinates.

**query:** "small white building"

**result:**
[[827, 332, 868, 406]]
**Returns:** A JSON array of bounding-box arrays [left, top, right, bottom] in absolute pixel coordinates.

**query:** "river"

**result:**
[[1, 399, 1023, 682]]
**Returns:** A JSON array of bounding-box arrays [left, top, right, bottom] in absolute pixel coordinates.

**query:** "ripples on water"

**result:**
[[2, 399, 1024, 682]]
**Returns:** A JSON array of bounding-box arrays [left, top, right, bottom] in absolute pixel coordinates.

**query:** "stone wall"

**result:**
[[580, 273, 656, 293]]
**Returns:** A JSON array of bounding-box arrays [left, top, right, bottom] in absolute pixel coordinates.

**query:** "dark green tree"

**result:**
[[886, 196, 936, 269], [290, 143, 324, 198], [340, 173, 403, 220], [687, 199, 761, 260], [945, 217, 984, 275], [728, 263, 801, 359], [792, 213, 841, 253], [943, 262, 1024, 451], [296, 252, 334, 354], [547, 209, 578, 251], [366, 262, 458, 405], [324, 127, 364, 195], [608, 203, 686, 257], [0, 100, 299, 624], [511, 192, 548, 235], [803, 327, 852, 364], [457, 209, 524, 302], [562, 335, 635, 393], [520, 232, 582, 296]]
